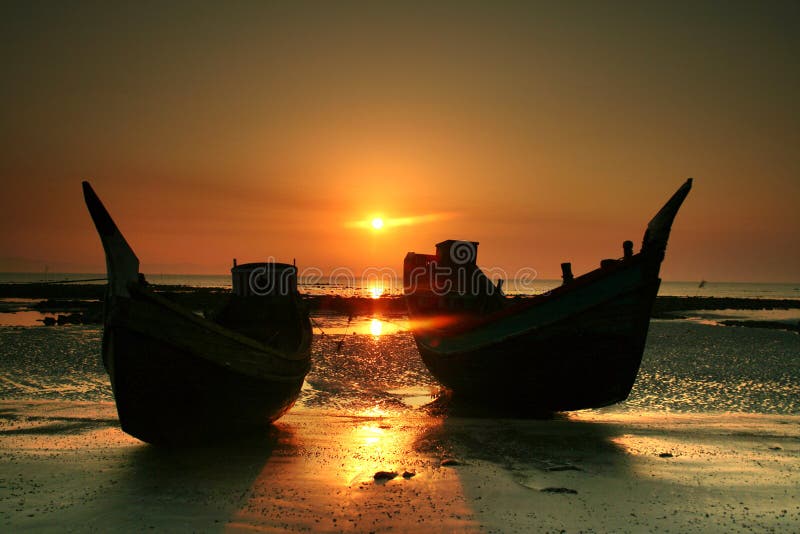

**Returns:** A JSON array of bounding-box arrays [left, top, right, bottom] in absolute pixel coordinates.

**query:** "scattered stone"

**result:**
[[373, 471, 398, 481], [540, 487, 578, 494], [402, 471, 416, 479], [659, 452, 674, 458], [545, 464, 582, 472], [440, 458, 461, 466]]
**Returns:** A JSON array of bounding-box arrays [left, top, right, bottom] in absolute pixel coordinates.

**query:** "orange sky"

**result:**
[[1, 2, 798, 282]]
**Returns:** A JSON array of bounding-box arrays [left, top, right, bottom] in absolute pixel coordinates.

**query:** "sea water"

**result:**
[[2, 272, 799, 416], [1, 318, 798, 417]]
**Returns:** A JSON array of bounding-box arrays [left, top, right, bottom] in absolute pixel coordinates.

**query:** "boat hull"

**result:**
[[105, 327, 304, 445], [103, 290, 310, 445], [416, 279, 660, 411]]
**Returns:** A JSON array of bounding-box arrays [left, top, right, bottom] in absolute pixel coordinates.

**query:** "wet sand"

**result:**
[[1, 401, 798, 532], [2, 302, 799, 531]]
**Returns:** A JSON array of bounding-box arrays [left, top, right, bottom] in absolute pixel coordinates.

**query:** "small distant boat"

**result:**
[[403, 179, 692, 411], [698, 280, 706, 288], [82, 182, 311, 444]]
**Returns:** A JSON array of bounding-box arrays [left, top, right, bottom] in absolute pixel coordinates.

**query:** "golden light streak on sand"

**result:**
[[229, 411, 477, 531]]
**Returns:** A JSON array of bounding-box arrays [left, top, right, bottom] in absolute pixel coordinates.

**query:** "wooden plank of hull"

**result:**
[[413, 257, 652, 355], [102, 291, 310, 444], [417, 279, 660, 411], [112, 288, 311, 380], [106, 327, 304, 445]]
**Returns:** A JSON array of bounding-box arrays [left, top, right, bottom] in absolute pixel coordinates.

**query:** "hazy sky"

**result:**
[[1, 1, 798, 281]]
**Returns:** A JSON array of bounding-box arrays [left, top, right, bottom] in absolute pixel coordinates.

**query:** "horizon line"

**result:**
[[0, 271, 798, 286]]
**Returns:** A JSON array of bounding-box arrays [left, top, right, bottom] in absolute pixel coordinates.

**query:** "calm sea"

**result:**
[[1, 319, 798, 415], [1, 272, 798, 299], [1, 273, 799, 416]]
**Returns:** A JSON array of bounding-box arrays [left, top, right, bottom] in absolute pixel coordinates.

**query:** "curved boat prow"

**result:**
[[82, 181, 139, 297], [642, 178, 693, 257]]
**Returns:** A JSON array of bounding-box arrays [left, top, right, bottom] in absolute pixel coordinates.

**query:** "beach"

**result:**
[[2, 403, 798, 532], [1, 302, 799, 532]]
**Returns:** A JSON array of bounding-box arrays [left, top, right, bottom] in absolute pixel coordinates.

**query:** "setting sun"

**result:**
[[368, 283, 384, 299], [371, 217, 384, 230]]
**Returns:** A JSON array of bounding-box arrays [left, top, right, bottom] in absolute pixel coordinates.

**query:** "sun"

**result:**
[[371, 217, 384, 230], [368, 282, 384, 299]]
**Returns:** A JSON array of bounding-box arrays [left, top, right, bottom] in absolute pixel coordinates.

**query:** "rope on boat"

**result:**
[[336, 315, 352, 354], [309, 317, 328, 336], [309, 315, 352, 355]]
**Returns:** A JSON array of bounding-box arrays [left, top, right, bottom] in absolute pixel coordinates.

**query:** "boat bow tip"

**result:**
[[642, 178, 693, 256], [82, 181, 140, 297]]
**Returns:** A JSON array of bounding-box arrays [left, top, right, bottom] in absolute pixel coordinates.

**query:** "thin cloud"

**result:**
[[345, 212, 459, 229]]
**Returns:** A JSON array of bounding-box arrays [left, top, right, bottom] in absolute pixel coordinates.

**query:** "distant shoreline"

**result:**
[[651, 295, 800, 315], [2, 282, 799, 324], [2, 282, 800, 306]]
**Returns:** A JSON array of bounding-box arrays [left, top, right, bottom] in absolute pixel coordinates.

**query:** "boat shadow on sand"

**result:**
[[0, 402, 298, 530], [99, 426, 294, 524], [415, 394, 635, 494]]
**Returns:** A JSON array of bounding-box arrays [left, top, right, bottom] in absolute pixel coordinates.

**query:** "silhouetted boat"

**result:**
[[403, 179, 692, 411], [82, 182, 311, 444]]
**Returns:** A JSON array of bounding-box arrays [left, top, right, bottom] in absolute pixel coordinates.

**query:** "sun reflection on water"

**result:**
[[312, 316, 406, 336], [369, 318, 382, 337]]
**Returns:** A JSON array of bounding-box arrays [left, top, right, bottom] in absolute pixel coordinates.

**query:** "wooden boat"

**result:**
[[403, 179, 692, 411], [82, 182, 311, 444]]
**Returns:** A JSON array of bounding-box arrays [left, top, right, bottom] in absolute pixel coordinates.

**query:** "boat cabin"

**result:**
[[404, 240, 504, 315], [435, 239, 479, 267], [231, 259, 298, 297], [215, 260, 304, 348]]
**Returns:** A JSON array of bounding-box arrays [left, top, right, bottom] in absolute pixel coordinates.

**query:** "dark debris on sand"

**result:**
[[540, 487, 578, 494], [373, 471, 398, 481]]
